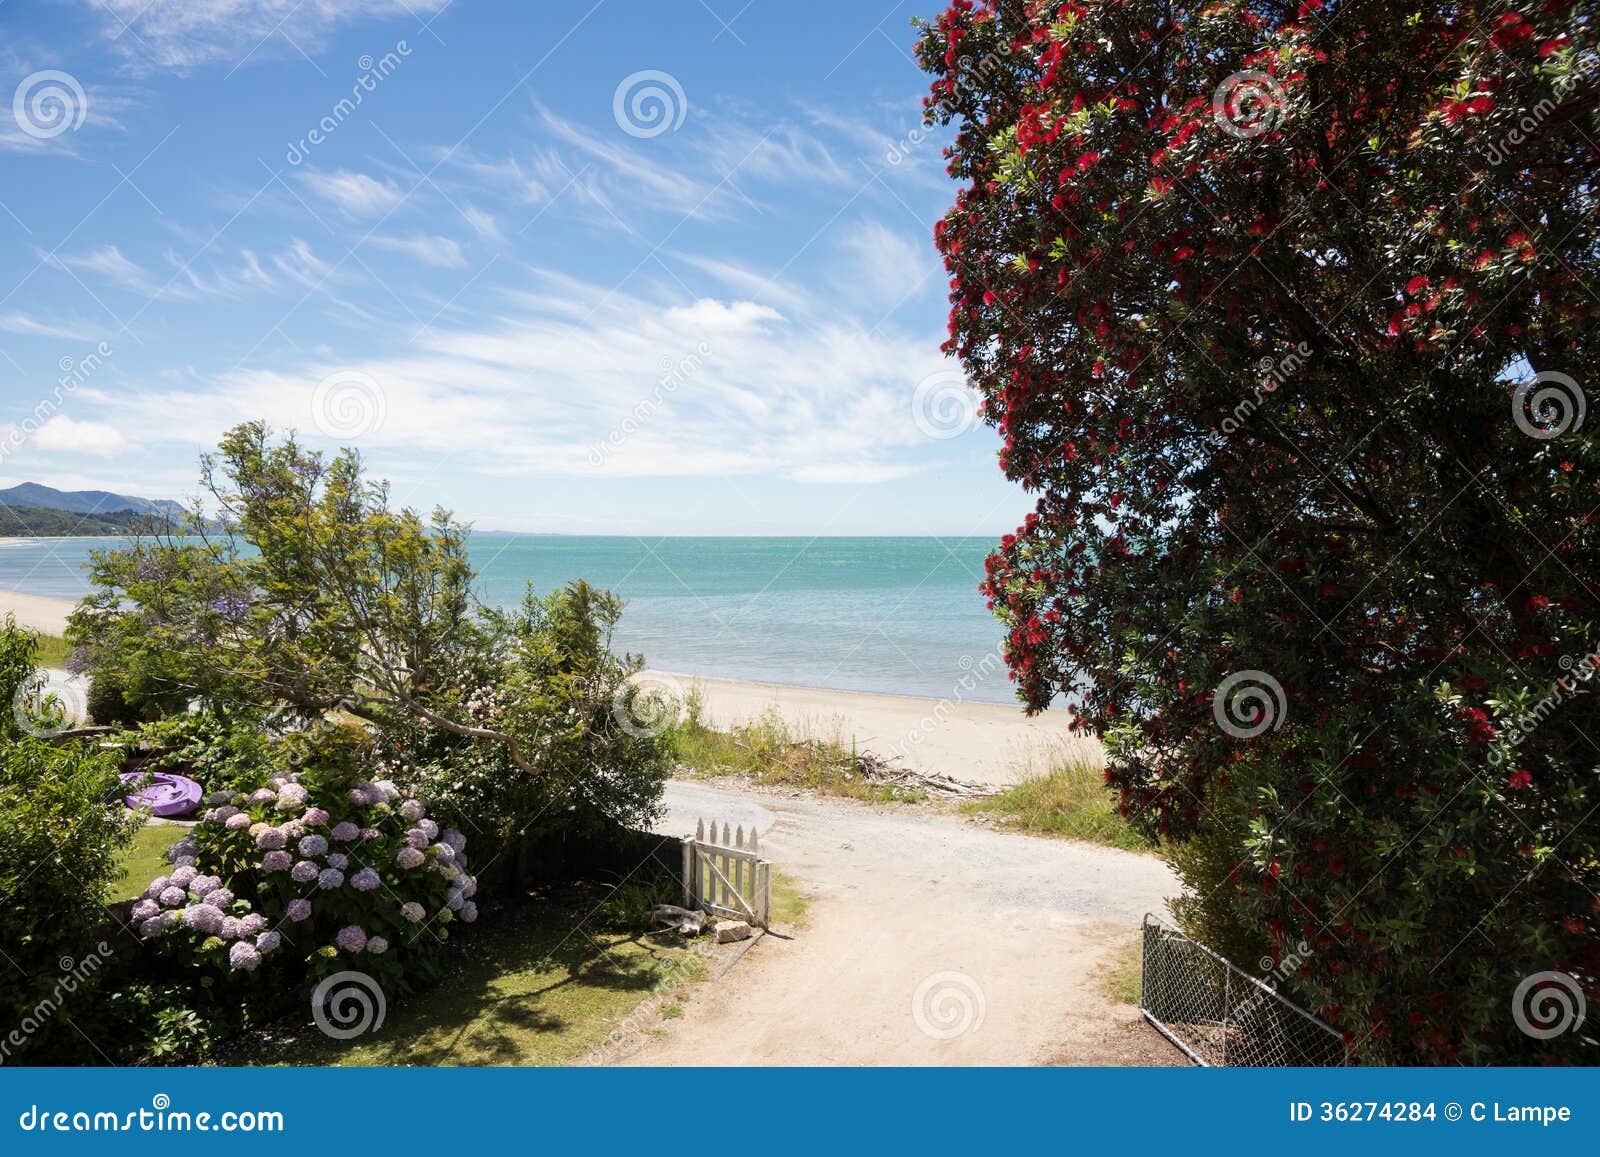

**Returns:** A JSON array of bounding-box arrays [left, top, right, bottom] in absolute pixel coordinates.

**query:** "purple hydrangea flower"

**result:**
[[246, 790, 275, 807], [297, 834, 328, 857], [279, 820, 306, 839], [395, 846, 424, 870], [291, 860, 318, 884], [158, 886, 186, 908], [228, 941, 261, 972], [165, 837, 198, 863], [399, 799, 425, 822], [335, 925, 367, 953], [445, 888, 464, 911], [442, 829, 467, 853], [190, 875, 221, 897], [208, 888, 234, 909], [361, 827, 380, 841], [220, 916, 241, 939], [225, 813, 252, 831], [432, 843, 457, 863], [238, 913, 267, 937], [275, 784, 309, 811], [350, 867, 381, 892], [316, 868, 344, 890], [144, 875, 171, 899], [331, 821, 361, 842], [373, 780, 400, 802], [286, 898, 312, 922], [367, 936, 389, 955], [131, 899, 159, 922], [417, 818, 439, 841], [325, 852, 348, 870], [301, 807, 330, 828], [257, 930, 281, 954], [213, 805, 241, 822], [460, 901, 478, 923], [347, 787, 373, 807], [182, 904, 225, 934], [262, 850, 292, 872], [255, 827, 286, 851], [172, 856, 198, 869], [170, 865, 197, 888], [400, 901, 424, 923], [404, 827, 429, 850], [138, 916, 167, 939]]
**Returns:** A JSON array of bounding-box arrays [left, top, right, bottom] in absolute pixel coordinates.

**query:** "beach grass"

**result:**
[[1097, 935, 1143, 1006], [669, 693, 924, 804], [229, 896, 705, 1067], [960, 750, 1150, 851], [32, 631, 73, 668]]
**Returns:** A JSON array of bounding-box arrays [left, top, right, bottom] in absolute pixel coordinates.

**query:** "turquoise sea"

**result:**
[[0, 535, 1018, 703]]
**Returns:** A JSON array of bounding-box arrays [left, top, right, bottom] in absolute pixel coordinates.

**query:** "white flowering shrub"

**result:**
[[134, 758, 479, 998]]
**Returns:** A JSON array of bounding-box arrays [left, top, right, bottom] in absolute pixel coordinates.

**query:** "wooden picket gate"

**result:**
[[682, 819, 771, 929]]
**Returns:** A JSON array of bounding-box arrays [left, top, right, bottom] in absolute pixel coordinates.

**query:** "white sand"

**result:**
[[645, 670, 1100, 788], [0, 588, 1097, 787], [0, 589, 74, 635]]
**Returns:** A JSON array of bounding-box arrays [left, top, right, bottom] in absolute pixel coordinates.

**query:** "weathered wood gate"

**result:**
[[682, 819, 771, 929]]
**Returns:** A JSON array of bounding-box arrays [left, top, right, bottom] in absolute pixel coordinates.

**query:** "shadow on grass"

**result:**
[[237, 896, 695, 1067]]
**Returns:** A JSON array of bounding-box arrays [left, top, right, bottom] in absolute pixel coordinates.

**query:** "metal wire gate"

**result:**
[[1140, 913, 1349, 1066]]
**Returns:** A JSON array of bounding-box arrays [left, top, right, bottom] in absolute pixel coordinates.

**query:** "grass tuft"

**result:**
[[960, 750, 1150, 851], [668, 692, 923, 804]]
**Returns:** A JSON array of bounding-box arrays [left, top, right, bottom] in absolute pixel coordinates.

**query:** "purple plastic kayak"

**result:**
[[119, 771, 203, 818]]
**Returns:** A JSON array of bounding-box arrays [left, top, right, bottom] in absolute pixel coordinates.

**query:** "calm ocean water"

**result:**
[[0, 535, 1018, 703]]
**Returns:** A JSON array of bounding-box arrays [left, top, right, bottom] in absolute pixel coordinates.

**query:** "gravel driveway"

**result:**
[[623, 779, 1185, 1066]]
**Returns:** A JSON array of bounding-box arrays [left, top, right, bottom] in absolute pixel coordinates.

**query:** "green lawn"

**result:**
[[110, 823, 179, 902], [232, 898, 707, 1066], [961, 753, 1151, 851]]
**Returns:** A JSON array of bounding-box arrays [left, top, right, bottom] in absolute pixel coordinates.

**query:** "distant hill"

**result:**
[[0, 482, 186, 519], [0, 503, 180, 537]]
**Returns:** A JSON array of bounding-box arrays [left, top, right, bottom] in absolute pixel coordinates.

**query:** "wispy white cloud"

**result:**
[[298, 169, 406, 216], [81, 0, 449, 73], [0, 312, 101, 340], [368, 233, 468, 268]]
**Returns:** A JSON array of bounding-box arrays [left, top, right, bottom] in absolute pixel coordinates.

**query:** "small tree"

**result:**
[[917, 1, 1597, 1061], [68, 423, 671, 863]]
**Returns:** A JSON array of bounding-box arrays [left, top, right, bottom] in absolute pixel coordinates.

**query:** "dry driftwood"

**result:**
[[850, 750, 988, 798], [647, 904, 708, 935]]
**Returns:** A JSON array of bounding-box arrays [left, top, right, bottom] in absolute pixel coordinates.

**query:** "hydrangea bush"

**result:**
[[135, 763, 478, 996]]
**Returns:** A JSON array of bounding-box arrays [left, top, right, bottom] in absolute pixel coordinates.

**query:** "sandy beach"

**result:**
[[0, 587, 75, 635], [647, 670, 1097, 787], [0, 586, 1092, 787]]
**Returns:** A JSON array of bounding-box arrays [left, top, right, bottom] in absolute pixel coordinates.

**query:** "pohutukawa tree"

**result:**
[[918, 0, 1598, 1061]]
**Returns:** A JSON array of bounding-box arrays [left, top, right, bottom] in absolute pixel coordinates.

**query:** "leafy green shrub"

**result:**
[[0, 736, 137, 1062], [87, 670, 145, 728]]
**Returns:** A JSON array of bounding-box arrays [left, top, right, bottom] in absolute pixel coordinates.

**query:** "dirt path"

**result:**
[[623, 780, 1185, 1066]]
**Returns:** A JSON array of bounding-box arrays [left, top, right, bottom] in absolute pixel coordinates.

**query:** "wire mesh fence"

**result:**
[[1140, 913, 1349, 1066]]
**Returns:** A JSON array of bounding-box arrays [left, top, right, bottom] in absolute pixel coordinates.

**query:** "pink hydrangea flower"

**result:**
[[335, 925, 367, 953], [170, 865, 197, 888], [257, 930, 281, 954], [367, 936, 389, 955], [262, 850, 292, 872], [287, 898, 312, 921], [301, 807, 331, 828], [395, 846, 424, 870], [331, 821, 361, 842], [291, 860, 318, 884], [225, 813, 252, 831], [350, 867, 381, 892], [158, 886, 186, 908], [255, 827, 286, 851], [228, 941, 261, 971], [182, 904, 225, 934]]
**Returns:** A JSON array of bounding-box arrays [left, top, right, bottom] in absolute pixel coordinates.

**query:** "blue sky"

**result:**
[[0, 0, 1025, 535]]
